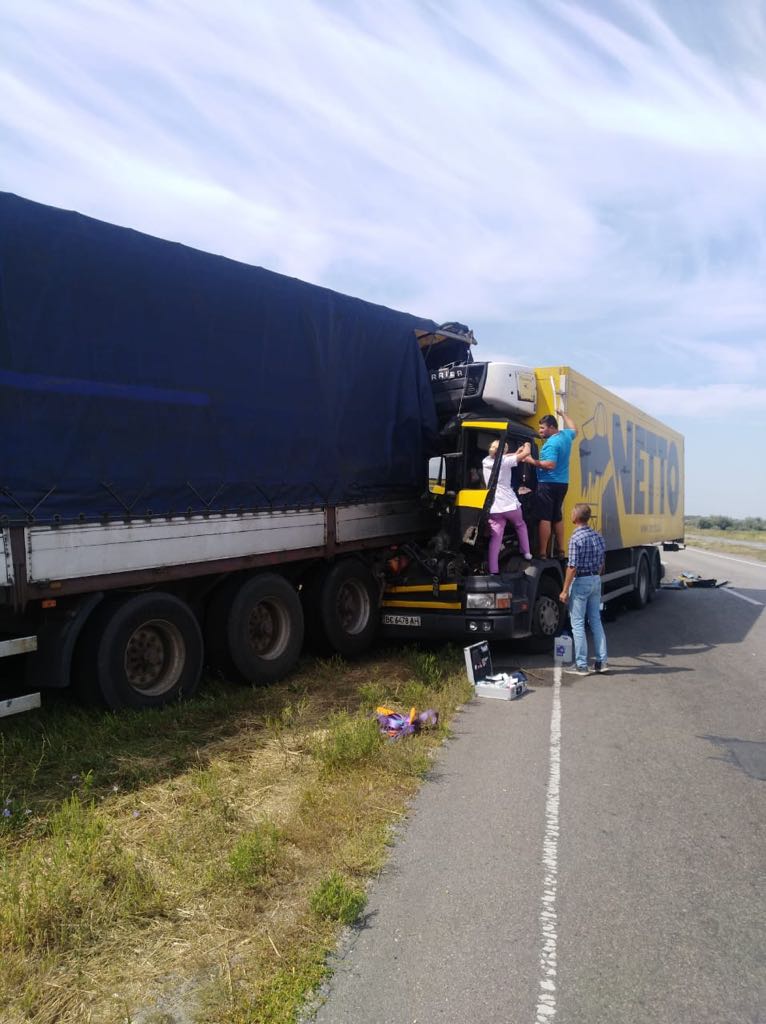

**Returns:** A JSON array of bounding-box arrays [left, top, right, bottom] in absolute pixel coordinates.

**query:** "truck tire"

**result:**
[[205, 573, 304, 685], [73, 592, 203, 710], [526, 576, 564, 653], [303, 559, 379, 658], [648, 550, 660, 601], [628, 554, 651, 609]]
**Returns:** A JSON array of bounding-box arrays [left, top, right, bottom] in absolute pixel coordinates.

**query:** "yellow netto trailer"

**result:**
[[529, 366, 684, 552]]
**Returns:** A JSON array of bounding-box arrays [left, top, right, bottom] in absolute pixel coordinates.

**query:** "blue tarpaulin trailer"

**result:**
[[0, 192, 440, 525], [0, 194, 461, 713]]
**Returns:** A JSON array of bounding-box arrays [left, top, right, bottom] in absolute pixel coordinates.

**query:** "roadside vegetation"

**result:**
[[0, 645, 472, 1024], [685, 515, 765, 532], [684, 516, 766, 562]]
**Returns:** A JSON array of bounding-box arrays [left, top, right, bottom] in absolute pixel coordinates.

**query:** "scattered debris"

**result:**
[[375, 706, 439, 739], [661, 571, 728, 589]]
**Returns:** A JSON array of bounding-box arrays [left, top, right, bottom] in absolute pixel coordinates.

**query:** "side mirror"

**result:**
[[428, 456, 446, 495]]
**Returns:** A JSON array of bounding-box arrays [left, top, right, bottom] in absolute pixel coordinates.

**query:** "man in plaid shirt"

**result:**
[[559, 503, 608, 675]]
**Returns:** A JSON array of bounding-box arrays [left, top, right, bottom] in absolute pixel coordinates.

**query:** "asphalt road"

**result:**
[[311, 547, 766, 1024]]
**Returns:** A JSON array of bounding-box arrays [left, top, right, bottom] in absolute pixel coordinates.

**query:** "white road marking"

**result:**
[[720, 587, 763, 607], [683, 546, 766, 571], [534, 664, 562, 1023]]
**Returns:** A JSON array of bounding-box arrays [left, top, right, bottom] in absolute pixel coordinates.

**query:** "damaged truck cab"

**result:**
[[381, 355, 566, 650], [381, 350, 684, 650]]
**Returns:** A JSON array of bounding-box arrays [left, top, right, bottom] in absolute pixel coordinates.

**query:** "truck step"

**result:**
[[0, 636, 38, 658], [1, 692, 42, 718]]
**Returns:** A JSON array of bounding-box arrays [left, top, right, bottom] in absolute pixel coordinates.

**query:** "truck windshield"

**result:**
[[465, 432, 537, 491]]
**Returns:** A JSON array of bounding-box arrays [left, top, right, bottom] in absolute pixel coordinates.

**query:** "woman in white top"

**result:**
[[482, 439, 533, 572]]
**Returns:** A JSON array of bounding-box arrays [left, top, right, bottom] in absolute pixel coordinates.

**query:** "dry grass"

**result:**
[[685, 531, 766, 563], [0, 645, 471, 1024]]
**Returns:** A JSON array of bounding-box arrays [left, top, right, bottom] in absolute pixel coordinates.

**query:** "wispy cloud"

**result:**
[[1, 0, 765, 513], [2, 2, 764, 319], [607, 383, 766, 419]]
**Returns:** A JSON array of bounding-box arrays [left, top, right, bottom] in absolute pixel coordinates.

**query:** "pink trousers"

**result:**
[[488, 509, 531, 573]]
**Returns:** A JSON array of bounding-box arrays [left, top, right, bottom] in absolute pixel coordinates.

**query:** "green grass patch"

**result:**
[[229, 822, 282, 889], [311, 711, 383, 772], [404, 646, 447, 688], [0, 792, 164, 955], [198, 938, 331, 1024], [0, 647, 472, 1024], [310, 871, 367, 924]]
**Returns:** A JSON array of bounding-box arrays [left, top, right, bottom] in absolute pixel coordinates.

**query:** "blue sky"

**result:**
[[2, 0, 765, 517]]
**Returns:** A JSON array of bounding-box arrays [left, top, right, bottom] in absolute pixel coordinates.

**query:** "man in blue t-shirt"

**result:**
[[523, 409, 577, 557]]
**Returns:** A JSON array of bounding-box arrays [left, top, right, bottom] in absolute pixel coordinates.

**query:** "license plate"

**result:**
[[382, 613, 421, 627]]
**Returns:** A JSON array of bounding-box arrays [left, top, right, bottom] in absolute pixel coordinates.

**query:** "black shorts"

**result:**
[[535, 482, 568, 523]]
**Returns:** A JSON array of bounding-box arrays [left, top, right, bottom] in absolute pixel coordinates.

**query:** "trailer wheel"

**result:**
[[647, 550, 660, 601], [526, 576, 564, 653], [205, 573, 304, 685], [303, 559, 379, 658], [73, 593, 203, 710], [629, 554, 651, 609]]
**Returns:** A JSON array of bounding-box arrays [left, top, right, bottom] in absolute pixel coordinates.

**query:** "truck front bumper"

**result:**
[[380, 608, 529, 641]]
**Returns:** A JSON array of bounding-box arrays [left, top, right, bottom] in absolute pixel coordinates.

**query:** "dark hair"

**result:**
[[538, 414, 558, 429]]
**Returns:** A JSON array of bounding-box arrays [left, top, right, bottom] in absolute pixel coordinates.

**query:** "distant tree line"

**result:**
[[685, 515, 765, 531]]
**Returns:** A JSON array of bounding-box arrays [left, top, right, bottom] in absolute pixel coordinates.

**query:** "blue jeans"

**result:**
[[569, 575, 607, 669]]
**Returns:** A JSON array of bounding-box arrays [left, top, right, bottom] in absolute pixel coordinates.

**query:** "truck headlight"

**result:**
[[465, 592, 511, 610]]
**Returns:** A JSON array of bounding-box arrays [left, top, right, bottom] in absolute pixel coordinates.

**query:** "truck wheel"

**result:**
[[527, 576, 564, 653], [304, 559, 379, 658], [205, 573, 304, 685], [647, 550, 660, 601], [73, 593, 203, 710], [628, 554, 651, 609]]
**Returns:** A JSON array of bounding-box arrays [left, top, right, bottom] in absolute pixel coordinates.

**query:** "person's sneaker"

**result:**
[[593, 661, 609, 674], [564, 665, 590, 676], [523, 553, 533, 560]]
